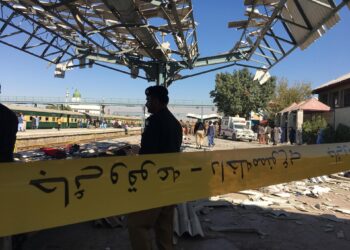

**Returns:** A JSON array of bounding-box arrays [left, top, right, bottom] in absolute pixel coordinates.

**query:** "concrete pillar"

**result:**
[[296, 110, 304, 144], [287, 112, 292, 141], [333, 109, 339, 129], [296, 110, 303, 130], [280, 113, 287, 143], [156, 63, 167, 86]]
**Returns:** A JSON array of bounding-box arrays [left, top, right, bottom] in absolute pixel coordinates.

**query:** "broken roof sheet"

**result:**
[[281, 0, 341, 50], [229, 0, 349, 73], [0, 0, 348, 84], [1, 0, 198, 62]]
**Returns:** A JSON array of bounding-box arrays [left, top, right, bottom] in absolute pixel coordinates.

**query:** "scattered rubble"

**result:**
[[18, 136, 350, 250], [209, 225, 267, 237], [337, 230, 345, 239], [15, 141, 140, 162], [335, 208, 350, 215], [94, 216, 125, 228], [174, 203, 204, 237]]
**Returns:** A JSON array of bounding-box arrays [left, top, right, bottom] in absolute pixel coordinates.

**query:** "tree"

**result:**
[[210, 68, 276, 118], [302, 115, 327, 144], [269, 78, 312, 115]]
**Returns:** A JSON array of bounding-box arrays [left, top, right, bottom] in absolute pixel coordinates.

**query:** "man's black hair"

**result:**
[[145, 85, 169, 104]]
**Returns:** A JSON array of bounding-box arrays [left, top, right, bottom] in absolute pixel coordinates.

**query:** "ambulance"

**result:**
[[220, 116, 255, 141]]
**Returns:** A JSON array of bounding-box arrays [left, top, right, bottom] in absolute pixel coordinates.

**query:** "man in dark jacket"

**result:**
[[0, 103, 18, 162], [207, 121, 215, 147], [128, 85, 182, 250], [289, 127, 296, 145], [0, 103, 18, 248], [194, 119, 205, 149]]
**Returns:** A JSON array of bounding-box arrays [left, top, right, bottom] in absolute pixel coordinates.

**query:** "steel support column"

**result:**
[[156, 63, 166, 86]]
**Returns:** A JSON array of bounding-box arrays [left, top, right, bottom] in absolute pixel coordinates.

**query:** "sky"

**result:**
[[1, 1, 350, 103]]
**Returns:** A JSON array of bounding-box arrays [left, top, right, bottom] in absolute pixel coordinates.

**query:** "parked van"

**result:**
[[220, 116, 255, 141]]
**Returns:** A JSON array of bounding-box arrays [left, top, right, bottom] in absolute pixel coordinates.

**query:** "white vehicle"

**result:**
[[220, 116, 255, 141]]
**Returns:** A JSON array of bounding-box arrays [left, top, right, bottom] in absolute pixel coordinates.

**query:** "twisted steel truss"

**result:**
[[0, 0, 349, 85]]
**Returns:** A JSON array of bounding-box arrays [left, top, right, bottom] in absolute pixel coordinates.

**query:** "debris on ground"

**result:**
[[15, 141, 140, 161], [94, 216, 125, 228], [209, 225, 267, 237], [17, 135, 350, 250]]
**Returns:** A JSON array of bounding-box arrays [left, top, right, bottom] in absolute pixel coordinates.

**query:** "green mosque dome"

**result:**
[[73, 89, 81, 98]]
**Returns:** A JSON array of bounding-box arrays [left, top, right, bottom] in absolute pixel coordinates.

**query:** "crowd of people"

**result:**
[[15, 114, 136, 132], [16, 113, 41, 131], [16, 109, 303, 147], [2, 87, 327, 250], [181, 119, 305, 148], [179, 119, 220, 149], [17, 112, 26, 132], [84, 118, 135, 131], [180, 118, 301, 148], [254, 123, 297, 145]]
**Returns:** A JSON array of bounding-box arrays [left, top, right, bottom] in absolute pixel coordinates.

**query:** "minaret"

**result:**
[[65, 88, 70, 103]]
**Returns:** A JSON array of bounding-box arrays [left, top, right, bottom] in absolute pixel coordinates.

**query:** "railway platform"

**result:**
[[15, 127, 141, 151]]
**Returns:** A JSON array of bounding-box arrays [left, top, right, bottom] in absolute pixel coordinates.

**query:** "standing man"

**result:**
[[22, 114, 27, 132], [128, 85, 182, 250], [0, 104, 18, 249], [207, 121, 215, 147], [316, 127, 324, 144], [265, 124, 272, 145], [0, 103, 18, 162], [18, 113, 24, 132], [273, 125, 280, 145], [124, 123, 129, 135], [194, 119, 205, 149], [258, 124, 265, 144], [31, 116, 36, 129], [289, 127, 296, 145], [35, 116, 40, 129], [57, 116, 62, 130]]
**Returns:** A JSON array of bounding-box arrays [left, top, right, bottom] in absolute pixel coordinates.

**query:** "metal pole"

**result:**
[[156, 63, 164, 86]]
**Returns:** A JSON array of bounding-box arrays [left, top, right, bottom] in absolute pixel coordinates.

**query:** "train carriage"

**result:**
[[84, 113, 142, 128], [5, 104, 85, 129], [5, 104, 142, 129]]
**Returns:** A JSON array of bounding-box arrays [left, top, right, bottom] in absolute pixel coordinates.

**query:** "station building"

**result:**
[[312, 72, 350, 128]]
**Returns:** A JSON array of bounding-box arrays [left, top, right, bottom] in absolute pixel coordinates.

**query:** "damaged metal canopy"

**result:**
[[0, 0, 349, 84], [229, 0, 349, 75]]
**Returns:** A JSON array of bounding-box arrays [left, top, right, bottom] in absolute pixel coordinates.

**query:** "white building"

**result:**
[[312, 72, 350, 128], [68, 89, 101, 115]]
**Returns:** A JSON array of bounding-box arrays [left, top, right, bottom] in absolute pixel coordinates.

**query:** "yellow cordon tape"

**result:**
[[1, 143, 350, 237]]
